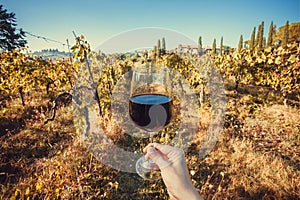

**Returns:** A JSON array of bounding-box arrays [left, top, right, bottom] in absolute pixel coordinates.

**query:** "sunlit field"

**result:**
[[1, 35, 299, 199]]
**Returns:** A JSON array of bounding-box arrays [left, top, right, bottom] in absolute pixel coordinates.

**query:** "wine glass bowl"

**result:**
[[129, 64, 173, 133]]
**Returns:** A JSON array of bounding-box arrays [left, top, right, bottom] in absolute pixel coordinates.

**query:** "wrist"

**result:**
[[163, 172, 201, 200], [169, 187, 201, 200], [178, 182, 201, 200]]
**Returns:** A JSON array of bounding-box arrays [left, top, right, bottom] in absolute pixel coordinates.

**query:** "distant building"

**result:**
[[174, 45, 230, 55], [174, 45, 205, 55]]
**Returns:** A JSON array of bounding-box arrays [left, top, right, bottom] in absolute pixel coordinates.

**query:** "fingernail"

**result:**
[[148, 147, 156, 153]]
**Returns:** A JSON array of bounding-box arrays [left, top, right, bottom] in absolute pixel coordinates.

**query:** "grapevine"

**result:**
[[212, 42, 300, 105]]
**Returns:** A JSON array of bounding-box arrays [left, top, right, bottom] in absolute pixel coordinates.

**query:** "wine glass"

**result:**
[[129, 63, 173, 180]]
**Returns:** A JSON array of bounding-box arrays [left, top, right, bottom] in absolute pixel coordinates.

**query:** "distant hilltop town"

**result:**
[[32, 49, 71, 59]]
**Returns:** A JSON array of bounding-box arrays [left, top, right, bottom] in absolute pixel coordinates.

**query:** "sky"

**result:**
[[1, 0, 300, 53]]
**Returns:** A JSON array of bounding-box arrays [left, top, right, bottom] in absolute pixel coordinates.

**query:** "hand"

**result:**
[[143, 143, 202, 200]]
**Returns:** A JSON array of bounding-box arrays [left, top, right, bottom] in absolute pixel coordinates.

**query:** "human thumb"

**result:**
[[146, 147, 171, 169]]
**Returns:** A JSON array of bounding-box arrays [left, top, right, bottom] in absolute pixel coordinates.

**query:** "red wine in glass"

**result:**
[[129, 94, 172, 132]]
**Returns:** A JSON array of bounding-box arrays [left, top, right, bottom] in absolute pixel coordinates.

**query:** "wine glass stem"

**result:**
[[149, 132, 155, 143]]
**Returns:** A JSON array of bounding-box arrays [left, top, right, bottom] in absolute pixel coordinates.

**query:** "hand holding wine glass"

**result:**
[[144, 143, 202, 200]]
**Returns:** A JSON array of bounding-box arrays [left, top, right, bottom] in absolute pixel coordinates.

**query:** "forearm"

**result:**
[[167, 180, 202, 200], [162, 165, 202, 200]]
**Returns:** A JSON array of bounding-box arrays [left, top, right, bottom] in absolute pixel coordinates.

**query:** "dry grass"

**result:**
[[213, 137, 299, 199], [229, 139, 298, 197]]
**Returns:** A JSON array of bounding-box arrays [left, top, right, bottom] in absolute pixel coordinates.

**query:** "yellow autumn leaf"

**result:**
[[277, 46, 283, 52], [55, 188, 61, 194], [275, 57, 282, 65], [10, 189, 21, 200], [115, 182, 119, 190], [265, 46, 272, 53], [10, 196, 16, 200], [257, 57, 263, 64], [108, 181, 119, 190], [288, 54, 299, 63], [268, 58, 273, 65], [36, 181, 43, 191], [25, 187, 31, 195]]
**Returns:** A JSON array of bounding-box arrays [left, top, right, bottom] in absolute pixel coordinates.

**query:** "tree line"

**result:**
[[205, 21, 300, 55]]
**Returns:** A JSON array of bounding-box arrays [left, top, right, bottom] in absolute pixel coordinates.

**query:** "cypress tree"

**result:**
[[198, 36, 202, 55], [255, 25, 260, 47], [255, 24, 261, 48], [283, 20, 289, 48], [153, 45, 157, 58], [157, 39, 161, 56], [161, 37, 166, 55], [250, 27, 256, 50], [220, 36, 223, 55], [267, 21, 274, 47], [259, 21, 264, 48], [212, 38, 216, 55], [238, 35, 243, 51]]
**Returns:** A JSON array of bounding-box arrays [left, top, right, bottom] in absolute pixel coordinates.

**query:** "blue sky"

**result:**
[[1, 0, 299, 52]]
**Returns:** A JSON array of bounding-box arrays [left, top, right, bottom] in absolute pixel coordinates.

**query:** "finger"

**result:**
[[143, 143, 173, 154], [143, 143, 156, 153], [151, 143, 175, 154], [146, 147, 171, 168]]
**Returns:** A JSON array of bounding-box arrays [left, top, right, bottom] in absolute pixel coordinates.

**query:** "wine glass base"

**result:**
[[136, 156, 161, 180]]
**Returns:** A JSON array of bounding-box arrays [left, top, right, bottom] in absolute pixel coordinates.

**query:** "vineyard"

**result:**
[[0, 36, 299, 199]]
